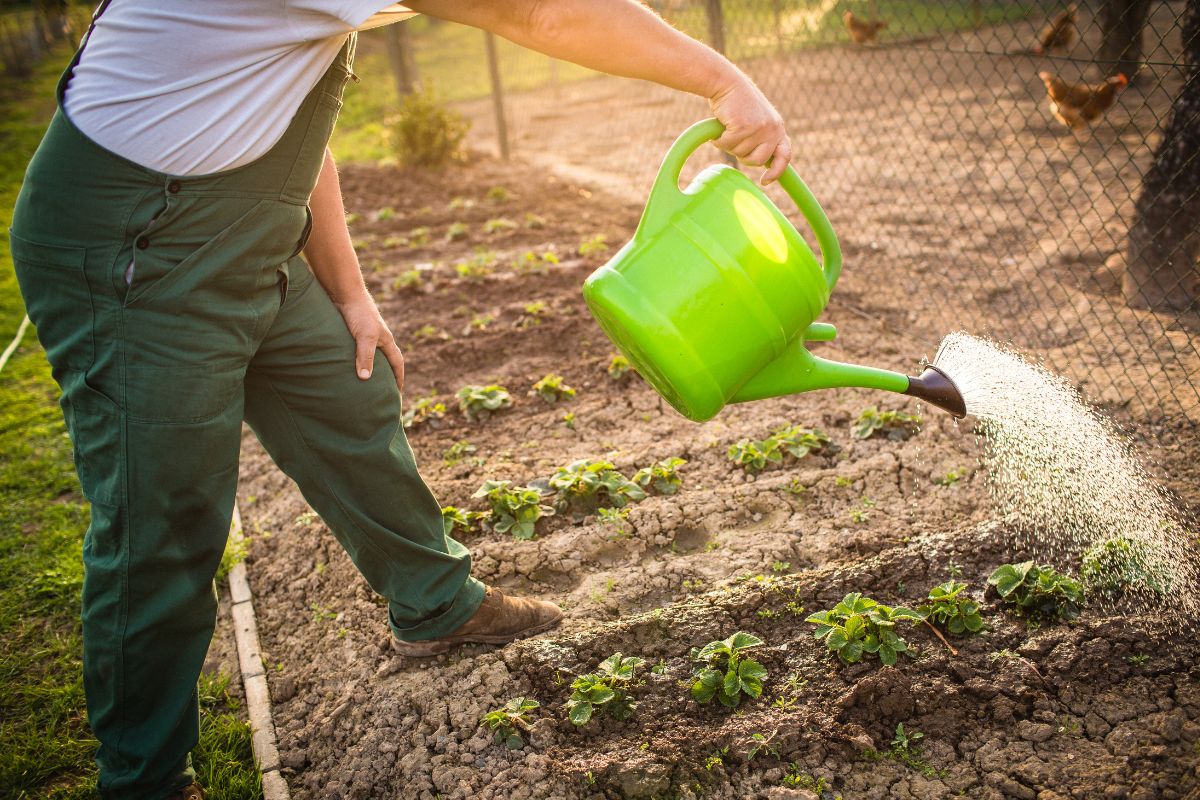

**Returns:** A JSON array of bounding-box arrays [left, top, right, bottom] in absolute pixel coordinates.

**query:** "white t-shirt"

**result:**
[[62, 2, 416, 176]]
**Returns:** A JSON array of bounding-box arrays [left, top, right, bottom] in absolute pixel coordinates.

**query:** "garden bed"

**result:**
[[235, 154, 1200, 800]]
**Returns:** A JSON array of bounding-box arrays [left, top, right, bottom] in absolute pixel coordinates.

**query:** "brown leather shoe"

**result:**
[[166, 783, 204, 800], [391, 586, 563, 656]]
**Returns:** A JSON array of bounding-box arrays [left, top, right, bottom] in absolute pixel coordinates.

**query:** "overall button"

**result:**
[[136, 236, 150, 250], [167, 180, 181, 194]]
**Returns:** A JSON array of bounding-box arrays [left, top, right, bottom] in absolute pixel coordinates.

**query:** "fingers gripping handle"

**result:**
[[641, 118, 842, 293]]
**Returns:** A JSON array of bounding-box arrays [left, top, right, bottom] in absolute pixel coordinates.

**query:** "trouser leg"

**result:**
[[64, 370, 244, 799], [243, 260, 484, 641]]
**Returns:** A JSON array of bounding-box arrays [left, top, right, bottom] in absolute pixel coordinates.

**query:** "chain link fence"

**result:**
[[383, 1, 1198, 440]]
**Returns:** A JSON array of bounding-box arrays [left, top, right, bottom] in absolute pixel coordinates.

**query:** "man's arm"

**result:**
[[305, 147, 405, 388], [402, 0, 792, 182]]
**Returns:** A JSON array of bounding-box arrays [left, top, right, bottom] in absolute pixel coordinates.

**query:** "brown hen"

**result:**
[[844, 11, 887, 44], [1033, 4, 1077, 55], [1037, 71, 1128, 129]]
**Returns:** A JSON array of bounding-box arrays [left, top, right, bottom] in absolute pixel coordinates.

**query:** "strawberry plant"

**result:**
[[401, 395, 445, 429], [607, 354, 633, 380], [456, 384, 512, 422], [484, 217, 517, 234], [548, 459, 646, 513], [1080, 536, 1171, 597], [597, 506, 631, 537], [481, 697, 539, 750], [486, 185, 510, 202], [561, 412, 576, 430], [524, 212, 546, 229], [728, 425, 829, 474], [441, 505, 484, 537], [445, 221, 469, 242], [689, 632, 768, 708], [532, 374, 576, 404], [578, 233, 610, 257], [851, 407, 922, 440], [454, 250, 497, 279], [919, 580, 984, 635], [632, 457, 686, 495], [566, 653, 645, 725], [987, 561, 1084, 622], [408, 226, 431, 247], [511, 249, 559, 274], [472, 480, 554, 540], [443, 439, 477, 466], [805, 593, 923, 665], [373, 206, 396, 221], [392, 269, 423, 292]]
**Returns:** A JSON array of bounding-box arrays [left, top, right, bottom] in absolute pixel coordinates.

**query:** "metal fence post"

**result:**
[[483, 31, 510, 160]]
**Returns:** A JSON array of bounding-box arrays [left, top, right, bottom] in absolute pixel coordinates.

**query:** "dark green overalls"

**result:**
[[10, 14, 484, 799]]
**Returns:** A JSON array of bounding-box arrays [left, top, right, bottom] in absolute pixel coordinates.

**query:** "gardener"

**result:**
[[10, 2, 793, 798]]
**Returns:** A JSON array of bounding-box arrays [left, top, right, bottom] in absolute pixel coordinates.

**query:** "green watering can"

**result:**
[[582, 118, 964, 423]]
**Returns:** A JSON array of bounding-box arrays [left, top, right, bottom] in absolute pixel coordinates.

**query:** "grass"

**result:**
[[332, 0, 1043, 163], [0, 45, 261, 800]]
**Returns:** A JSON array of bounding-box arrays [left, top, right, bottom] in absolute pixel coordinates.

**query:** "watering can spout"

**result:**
[[728, 338, 967, 419], [903, 365, 967, 418]]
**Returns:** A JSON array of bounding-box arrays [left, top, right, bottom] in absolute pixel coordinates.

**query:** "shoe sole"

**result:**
[[391, 610, 564, 657]]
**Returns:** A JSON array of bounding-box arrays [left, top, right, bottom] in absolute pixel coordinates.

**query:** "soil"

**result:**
[[233, 149, 1200, 800]]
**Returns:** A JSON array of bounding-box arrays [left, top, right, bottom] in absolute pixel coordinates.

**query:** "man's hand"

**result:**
[[709, 74, 792, 185], [333, 294, 406, 392]]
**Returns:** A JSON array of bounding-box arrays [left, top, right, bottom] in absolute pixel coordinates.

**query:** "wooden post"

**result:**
[[483, 31, 510, 160], [384, 22, 418, 97], [772, 0, 785, 55]]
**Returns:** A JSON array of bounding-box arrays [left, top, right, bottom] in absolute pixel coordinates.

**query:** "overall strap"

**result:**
[[58, 0, 115, 101]]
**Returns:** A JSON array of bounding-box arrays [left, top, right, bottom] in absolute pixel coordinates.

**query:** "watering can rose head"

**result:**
[[582, 118, 965, 422]]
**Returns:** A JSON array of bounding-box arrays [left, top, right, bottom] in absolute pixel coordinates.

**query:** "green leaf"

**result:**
[[988, 561, 1033, 597], [568, 701, 593, 726], [840, 640, 864, 663], [726, 631, 764, 651]]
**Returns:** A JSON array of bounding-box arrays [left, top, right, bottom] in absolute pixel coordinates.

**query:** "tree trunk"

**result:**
[[1122, 0, 1200, 311], [1099, 0, 1151, 80], [384, 22, 419, 97]]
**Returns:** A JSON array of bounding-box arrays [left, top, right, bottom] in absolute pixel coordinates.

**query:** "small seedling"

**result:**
[[443, 439, 477, 466], [448, 196, 474, 210], [469, 314, 494, 331], [514, 300, 550, 329], [806, 592, 923, 665], [834, 475, 853, 488], [481, 697, 539, 750], [456, 384, 513, 422], [607, 354, 633, 380], [919, 580, 984, 635], [441, 505, 485, 537], [782, 765, 828, 792], [1080, 536, 1171, 597], [987, 561, 1084, 623], [483, 217, 517, 234], [311, 604, 337, 623], [1128, 653, 1149, 665], [561, 412, 576, 430], [851, 407, 922, 440], [598, 506, 631, 537], [445, 221, 469, 242], [566, 653, 645, 725], [524, 212, 546, 229], [946, 559, 964, 578], [408, 226, 431, 247], [689, 632, 768, 708], [578, 233, 609, 257], [781, 672, 808, 694], [548, 459, 646, 513], [771, 561, 791, 574], [454, 249, 498, 279], [632, 457, 686, 496], [891, 723, 924, 753], [344, 212, 361, 226], [532, 374, 576, 404], [373, 206, 396, 221], [849, 507, 871, 524], [472, 480, 554, 540], [486, 185, 510, 202], [401, 395, 446, 429], [745, 731, 780, 761], [782, 478, 808, 497], [392, 269, 423, 292], [935, 468, 964, 486], [295, 510, 319, 527]]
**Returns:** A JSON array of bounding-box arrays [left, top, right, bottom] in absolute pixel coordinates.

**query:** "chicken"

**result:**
[[1032, 5, 1077, 55], [844, 11, 887, 44], [1037, 71, 1128, 129]]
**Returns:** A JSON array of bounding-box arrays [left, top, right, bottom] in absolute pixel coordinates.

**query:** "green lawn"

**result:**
[[0, 47, 261, 800]]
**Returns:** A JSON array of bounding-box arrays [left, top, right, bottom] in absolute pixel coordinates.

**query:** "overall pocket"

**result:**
[[60, 371, 123, 508], [9, 230, 94, 371]]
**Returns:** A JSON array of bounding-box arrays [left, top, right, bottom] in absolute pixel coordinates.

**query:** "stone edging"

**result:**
[[228, 503, 291, 800]]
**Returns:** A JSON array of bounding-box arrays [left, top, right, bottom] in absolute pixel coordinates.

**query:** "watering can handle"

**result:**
[[643, 118, 843, 292]]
